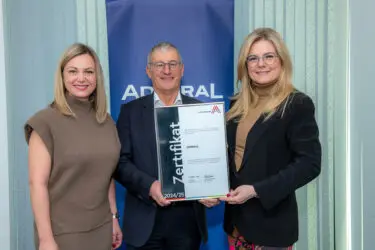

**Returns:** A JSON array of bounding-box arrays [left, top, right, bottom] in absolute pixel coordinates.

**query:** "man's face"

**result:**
[[146, 48, 184, 95]]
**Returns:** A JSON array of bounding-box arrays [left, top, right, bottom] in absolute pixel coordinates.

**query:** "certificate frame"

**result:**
[[154, 102, 229, 201]]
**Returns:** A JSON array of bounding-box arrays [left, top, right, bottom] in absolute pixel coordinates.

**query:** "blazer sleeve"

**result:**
[[114, 103, 156, 204], [253, 94, 322, 210]]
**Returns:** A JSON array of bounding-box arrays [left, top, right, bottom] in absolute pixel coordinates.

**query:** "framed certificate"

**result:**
[[154, 102, 229, 201]]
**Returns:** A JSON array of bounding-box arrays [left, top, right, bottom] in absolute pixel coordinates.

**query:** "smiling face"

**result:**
[[247, 39, 282, 86], [63, 54, 97, 100], [146, 48, 184, 96]]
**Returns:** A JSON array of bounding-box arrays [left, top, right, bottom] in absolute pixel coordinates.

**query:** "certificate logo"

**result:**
[[211, 105, 221, 114]]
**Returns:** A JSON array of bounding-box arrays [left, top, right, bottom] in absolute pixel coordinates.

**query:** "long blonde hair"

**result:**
[[53, 43, 108, 124], [226, 28, 294, 122]]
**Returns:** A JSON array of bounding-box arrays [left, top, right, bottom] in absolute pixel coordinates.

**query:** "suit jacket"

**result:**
[[224, 91, 321, 247], [114, 93, 207, 247]]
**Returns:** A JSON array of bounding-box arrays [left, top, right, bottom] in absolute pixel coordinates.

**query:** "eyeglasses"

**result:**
[[149, 60, 181, 71], [246, 53, 278, 67]]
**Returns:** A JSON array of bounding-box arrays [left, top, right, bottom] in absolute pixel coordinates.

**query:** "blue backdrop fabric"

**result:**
[[105, 0, 234, 249]]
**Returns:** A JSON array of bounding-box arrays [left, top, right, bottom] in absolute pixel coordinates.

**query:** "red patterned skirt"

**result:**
[[228, 230, 293, 250]]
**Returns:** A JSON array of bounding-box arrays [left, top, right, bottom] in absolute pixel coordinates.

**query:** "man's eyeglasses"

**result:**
[[149, 60, 181, 71], [246, 53, 278, 67]]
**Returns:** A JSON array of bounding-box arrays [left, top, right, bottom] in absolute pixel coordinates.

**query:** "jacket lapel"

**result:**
[[238, 115, 268, 171], [226, 119, 238, 173], [141, 94, 158, 177], [228, 114, 275, 172]]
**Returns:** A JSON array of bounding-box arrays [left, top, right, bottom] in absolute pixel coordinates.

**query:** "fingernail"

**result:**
[[226, 193, 231, 197]]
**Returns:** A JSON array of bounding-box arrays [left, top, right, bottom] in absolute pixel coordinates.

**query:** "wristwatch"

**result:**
[[112, 212, 120, 219]]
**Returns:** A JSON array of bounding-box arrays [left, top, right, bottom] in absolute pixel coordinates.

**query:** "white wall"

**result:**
[[0, 0, 11, 248], [348, 0, 375, 249]]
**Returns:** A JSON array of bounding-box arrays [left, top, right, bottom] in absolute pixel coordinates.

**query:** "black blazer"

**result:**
[[224, 91, 321, 247], [114, 93, 207, 247]]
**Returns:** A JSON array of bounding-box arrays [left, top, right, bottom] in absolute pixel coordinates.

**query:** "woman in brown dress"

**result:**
[[25, 43, 122, 250], [221, 28, 321, 249]]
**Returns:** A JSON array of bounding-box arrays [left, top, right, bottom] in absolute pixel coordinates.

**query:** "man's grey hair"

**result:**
[[147, 42, 183, 65]]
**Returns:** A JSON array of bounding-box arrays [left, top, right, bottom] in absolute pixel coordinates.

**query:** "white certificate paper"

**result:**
[[154, 102, 229, 201]]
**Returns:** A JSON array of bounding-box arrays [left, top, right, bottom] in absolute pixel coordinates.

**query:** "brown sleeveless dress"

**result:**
[[25, 95, 120, 250]]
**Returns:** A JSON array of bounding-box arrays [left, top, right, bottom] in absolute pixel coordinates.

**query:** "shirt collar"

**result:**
[[154, 91, 182, 107]]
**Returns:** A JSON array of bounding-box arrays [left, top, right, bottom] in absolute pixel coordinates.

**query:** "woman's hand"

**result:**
[[220, 185, 257, 204], [39, 238, 59, 250], [112, 218, 123, 249]]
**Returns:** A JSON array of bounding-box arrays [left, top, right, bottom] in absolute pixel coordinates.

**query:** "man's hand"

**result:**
[[149, 181, 171, 207], [219, 185, 257, 204], [198, 198, 220, 208]]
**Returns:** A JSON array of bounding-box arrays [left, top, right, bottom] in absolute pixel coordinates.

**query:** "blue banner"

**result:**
[[106, 0, 234, 249]]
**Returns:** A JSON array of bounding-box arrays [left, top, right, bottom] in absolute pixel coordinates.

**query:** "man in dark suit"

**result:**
[[114, 42, 219, 250]]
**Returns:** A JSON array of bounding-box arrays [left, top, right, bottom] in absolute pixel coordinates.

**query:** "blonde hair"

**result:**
[[226, 28, 295, 122], [53, 43, 108, 124]]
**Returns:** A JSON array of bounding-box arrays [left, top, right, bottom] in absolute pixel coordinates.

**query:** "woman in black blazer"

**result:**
[[220, 28, 321, 250]]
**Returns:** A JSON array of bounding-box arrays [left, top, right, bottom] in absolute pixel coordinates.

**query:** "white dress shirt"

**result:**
[[153, 91, 182, 108]]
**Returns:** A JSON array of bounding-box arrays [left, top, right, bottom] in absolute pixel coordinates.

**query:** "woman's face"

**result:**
[[63, 54, 97, 100], [246, 40, 282, 86]]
